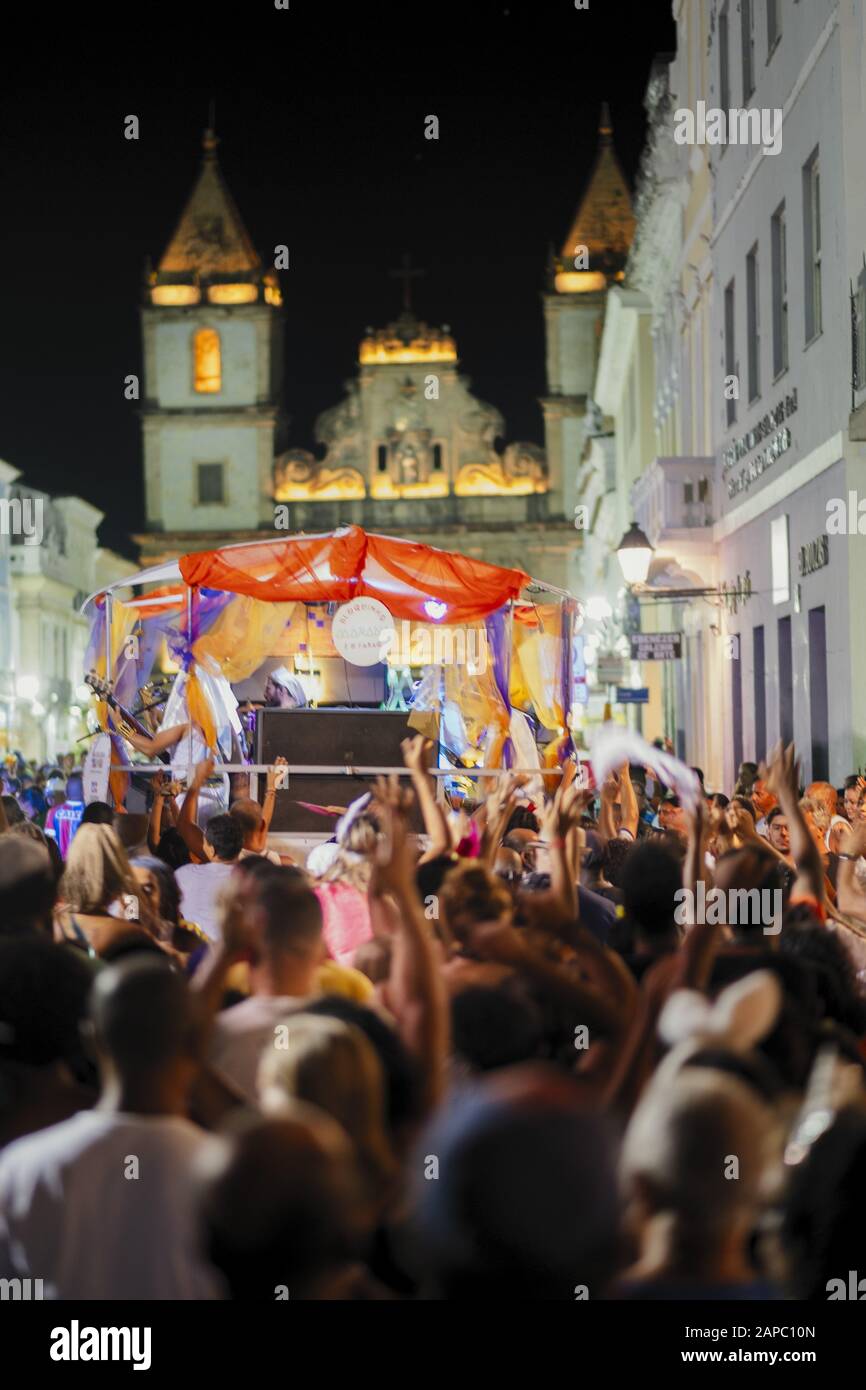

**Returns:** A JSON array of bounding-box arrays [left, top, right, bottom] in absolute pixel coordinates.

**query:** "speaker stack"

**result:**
[[256, 708, 424, 832]]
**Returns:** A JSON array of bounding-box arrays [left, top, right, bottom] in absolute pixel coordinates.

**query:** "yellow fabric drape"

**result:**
[[94, 599, 139, 735], [511, 605, 565, 732], [192, 595, 296, 683], [442, 657, 510, 768]]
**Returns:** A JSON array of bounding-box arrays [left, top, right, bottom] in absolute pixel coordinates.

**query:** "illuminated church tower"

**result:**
[[138, 129, 286, 564], [542, 105, 634, 524]]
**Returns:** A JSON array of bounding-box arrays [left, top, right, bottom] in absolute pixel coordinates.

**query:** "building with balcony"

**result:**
[[7, 483, 133, 763], [709, 0, 866, 786]]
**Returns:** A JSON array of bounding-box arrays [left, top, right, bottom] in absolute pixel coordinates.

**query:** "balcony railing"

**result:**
[[630, 456, 715, 548]]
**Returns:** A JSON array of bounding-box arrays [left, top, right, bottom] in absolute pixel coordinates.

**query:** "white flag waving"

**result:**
[[590, 723, 702, 813]]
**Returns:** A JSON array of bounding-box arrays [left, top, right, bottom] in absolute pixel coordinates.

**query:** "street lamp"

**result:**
[[616, 521, 654, 586]]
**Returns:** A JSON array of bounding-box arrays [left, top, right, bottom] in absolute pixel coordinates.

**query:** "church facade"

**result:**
[[135, 117, 633, 594]]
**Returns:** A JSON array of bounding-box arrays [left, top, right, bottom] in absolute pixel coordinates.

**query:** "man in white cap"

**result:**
[[263, 667, 308, 709]]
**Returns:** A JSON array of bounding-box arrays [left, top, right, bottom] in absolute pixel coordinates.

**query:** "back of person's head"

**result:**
[[440, 860, 512, 944], [112, 812, 149, 856], [603, 835, 633, 888], [713, 845, 786, 941], [620, 840, 682, 943], [451, 985, 543, 1073], [204, 813, 244, 864], [735, 761, 759, 793], [65, 773, 84, 802], [414, 1064, 620, 1298], [229, 798, 266, 850], [806, 781, 837, 817], [303, 995, 422, 1138], [199, 1109, 365, 1299], [89, 954, 202, 1077], [1, 794, 24, 827], [622, 1068, 772, 1247], [62, 822, 134, 914], [504, 805, 539, 835], [582, 830, 606, 878], [0, 934, 93, 1072], [780, 1106, 866, 1299], [779, 919, 866, 1034], [415, 852, 458, 904], [258, 1014, 395, 1197], [81, 800, 114, 826], [250, 868, 323, 961], [155, 827, 191, 870], [0, 834, 57, 936]]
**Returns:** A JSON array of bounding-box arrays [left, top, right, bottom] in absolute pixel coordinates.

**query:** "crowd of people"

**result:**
[[1, 731, 866, 1300]]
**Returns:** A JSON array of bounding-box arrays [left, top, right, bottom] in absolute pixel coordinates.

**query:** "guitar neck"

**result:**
[[104, 691, 171, 765]]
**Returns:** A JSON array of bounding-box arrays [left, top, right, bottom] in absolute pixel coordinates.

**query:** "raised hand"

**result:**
[[192, 756, 216, 789], [266, 754, 288, 793], [401, 734, 432, 775], [760, 741, 800, 807]]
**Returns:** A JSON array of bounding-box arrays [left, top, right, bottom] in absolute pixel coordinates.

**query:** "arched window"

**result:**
[[377, 444, 388, 473], [193, 327, 222, 394], [432, 443, 443, 471]]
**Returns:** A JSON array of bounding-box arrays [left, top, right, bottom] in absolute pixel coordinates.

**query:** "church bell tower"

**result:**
[[541, 104, 635, 522], [139, 128, 286, 563]]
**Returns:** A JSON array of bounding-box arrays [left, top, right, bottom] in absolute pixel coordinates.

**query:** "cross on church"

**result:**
[[389, 252, 425, 312]]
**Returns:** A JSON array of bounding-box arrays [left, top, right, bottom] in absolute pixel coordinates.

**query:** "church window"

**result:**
[[432, 444, 443, 471], [193, 328, 222, 394], [377, 445, 388, 473], [197, 462, 225, 505]]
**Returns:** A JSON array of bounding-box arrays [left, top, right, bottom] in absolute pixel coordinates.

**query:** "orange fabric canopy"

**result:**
[[179, 526, 530, 623]]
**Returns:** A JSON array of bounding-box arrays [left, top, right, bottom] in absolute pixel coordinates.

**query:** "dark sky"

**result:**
[[0, 1, 675, 557]]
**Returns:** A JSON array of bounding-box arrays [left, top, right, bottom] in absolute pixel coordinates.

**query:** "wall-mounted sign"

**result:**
[[630, 632, 682, 661], [722, 388, 798, 499], [616, 686, 650, 704], [798, 533, 829, 578], [720, 569, 753, 615], [596, 655, 626, 685]]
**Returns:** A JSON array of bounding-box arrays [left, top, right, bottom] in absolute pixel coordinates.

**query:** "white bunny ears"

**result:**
[[659, 969, 783, 1053]]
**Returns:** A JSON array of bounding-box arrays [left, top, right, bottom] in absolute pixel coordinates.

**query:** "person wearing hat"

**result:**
[[263, 667, 308, 709]]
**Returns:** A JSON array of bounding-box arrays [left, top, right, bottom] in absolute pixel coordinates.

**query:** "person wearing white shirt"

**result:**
[[175, 813, 244, 942], [0, 956, 222, 1300], [209, 870, 324, 1103]]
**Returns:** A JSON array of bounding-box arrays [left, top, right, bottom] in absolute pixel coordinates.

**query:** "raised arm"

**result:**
[[176, 758, 212, 862], [835, 821, 866, 921], [761, 741, 824, 904], [401, 735, 450, 860], [261, 755, 287, 832], [618, 762, 639, 840], [371, 777, 449, 1114], [115, 716, 190, 759]]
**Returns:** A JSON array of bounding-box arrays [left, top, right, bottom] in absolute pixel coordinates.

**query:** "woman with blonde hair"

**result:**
[[55, 823, 162, 957], [258, 1013, 397, 1215], [307, 802, 379, 965]]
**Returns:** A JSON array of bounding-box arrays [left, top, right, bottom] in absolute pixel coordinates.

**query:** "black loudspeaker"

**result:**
[[256, 709, 424, 833]]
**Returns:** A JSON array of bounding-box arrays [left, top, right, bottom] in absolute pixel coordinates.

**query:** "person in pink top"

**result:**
[[306, 798, 376, 965]]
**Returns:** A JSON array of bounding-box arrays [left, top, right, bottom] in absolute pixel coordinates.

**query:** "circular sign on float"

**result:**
[[332, 596, 396, 667]]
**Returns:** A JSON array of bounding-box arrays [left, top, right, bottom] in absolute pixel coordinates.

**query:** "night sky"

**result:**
[[0, 1, 676, 557]]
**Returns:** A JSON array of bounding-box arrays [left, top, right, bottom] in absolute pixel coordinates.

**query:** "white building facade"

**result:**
[[709, 0, 866, 786], [7, 483, 133, 763]]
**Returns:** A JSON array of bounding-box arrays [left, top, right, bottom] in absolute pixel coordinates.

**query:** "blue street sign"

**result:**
[[616, 686, 650, 704]]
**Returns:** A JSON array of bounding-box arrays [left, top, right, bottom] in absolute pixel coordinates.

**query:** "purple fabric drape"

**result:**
[[485, 604, 514, 768]]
